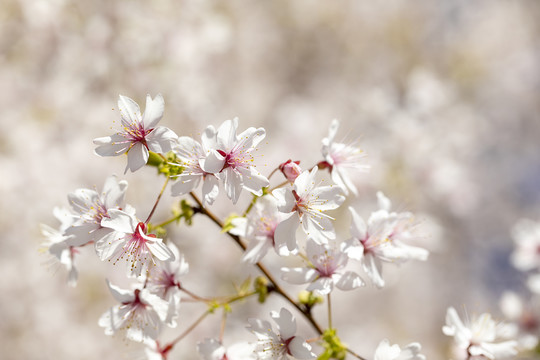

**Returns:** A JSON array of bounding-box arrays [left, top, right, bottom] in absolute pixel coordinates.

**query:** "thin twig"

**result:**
[[145, 177, 170, 224]]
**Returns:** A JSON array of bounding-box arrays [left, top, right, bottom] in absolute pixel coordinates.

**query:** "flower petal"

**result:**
[[288, 337, 315, 359], [335, 271, 365, 291], [274, 212, 299, 252], [118, 95, 142, 124], [127, 142, 149, 173], [146, 126, 178, 154], [281, 267, 318, 285], [142, 94, 164, 129], [271, 308, 296, 340]]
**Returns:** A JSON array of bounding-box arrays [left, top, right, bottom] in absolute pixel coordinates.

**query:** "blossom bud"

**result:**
[[279, 160, 302, 182]]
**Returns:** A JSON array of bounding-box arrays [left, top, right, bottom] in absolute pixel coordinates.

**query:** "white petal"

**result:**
[[147, 126, 178, 154], [200, 149, 225, 173], [216, 118, 238, 151], [363, 253, 385, 288], [349, 207, 367, 240], [223, 167, 243, 204], [106, 279, 134, 303], [242, 238, 272, 264], [197, 338, 225, 360], [272, 188, 296, 212], [288, 337, 315, 359], [307, 277, 334, 295], [247, 318, 274, 338], [274, 212, 299, 252], [101, 209, 137, 233], [143, 94, 164, 129], [335, 271, 365, 291], [94, 231, 124, 260], [118, 94, 142, 124], [171, 174, 201, 196], [94, 134, 131, 156], [146, 239, 175, 261], [271, 308, 296, 340], [202, 175, 220, 205], [238, 166, 269, 196], [235, 126, 266, 151], [341, 238, 365, 261], [127, 142, 149, 173], [281, 267, 318, 284], [310, 186, 345, 211], [102, 175, 128, 209]]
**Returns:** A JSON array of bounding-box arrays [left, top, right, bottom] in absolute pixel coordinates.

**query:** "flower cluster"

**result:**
[[42, 93, 521, 360]]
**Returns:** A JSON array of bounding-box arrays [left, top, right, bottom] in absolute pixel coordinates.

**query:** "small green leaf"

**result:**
[[254, 276, 269, 303]]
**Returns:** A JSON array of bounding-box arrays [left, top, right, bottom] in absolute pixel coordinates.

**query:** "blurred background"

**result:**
[[1, 0, 540, 359]]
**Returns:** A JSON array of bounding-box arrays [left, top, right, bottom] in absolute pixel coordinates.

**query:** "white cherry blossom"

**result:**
[[442, 306, 518, 360], [499, 291, 539, 350], [40, 207, 78, 287], [281, 239, 364, 295], [170, 130, 220, 205], [247, 308, 315, 360], [374, 339, 425, 360], [98, 280, 169, 342], [320, 119, 369, 196], [146, 243, 188, 327], [273, 167, 345, 251], [230, 195, 294, 263], [94, 94, 178, 173], [96, 209, 175, 277], [200, 118, 269, 204], [65, 175, 131, 247]]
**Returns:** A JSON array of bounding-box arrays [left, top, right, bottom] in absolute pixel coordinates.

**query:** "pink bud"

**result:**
[[279, 160, 302, 182]]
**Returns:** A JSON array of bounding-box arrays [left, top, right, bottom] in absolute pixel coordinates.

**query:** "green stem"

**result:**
[[327, 293, 333, 330]]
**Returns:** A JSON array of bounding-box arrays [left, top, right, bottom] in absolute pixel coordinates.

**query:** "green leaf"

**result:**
[[222, 213, 240, 233]]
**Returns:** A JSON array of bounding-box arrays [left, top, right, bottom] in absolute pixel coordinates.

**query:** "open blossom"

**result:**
[[443, 307, 518, 360], [99, 280, 169, 342], [146, 243, 188, 327], [248, 308, 315, 360], [374, 339, 425, 360], [96, 209, 174, 277], [197, 338, 256, 360], [65, 175, 131, 247], [199, 118, 269, 204], [510, 218, 540, 272], [281, 239, 364, 295], [273, 167, 345, 251], [40, 207, 78, 287], [342, 192, 428, 288], [170, 130, 220, 205], [320, 119, 369, 196], [229, 195, 295, 263], [94, 94, 178, 173]]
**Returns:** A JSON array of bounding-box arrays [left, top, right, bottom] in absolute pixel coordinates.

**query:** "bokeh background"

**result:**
[[2, 0, 540, 359]]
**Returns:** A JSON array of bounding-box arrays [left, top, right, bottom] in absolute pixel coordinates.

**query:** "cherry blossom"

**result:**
[[247, 308, 315, 360], [342, 192, 428, 288], [146, 243, 188, 327], [96, 209, 174, 277], [170, 130, 220, 205], [442, 306, 518, 360], [65, 175, 131, 247], [199, 118, 269, 204], [273, 167, 345, 251], [94, 94, 178, 173], [320, 119, 369, 196], [40, 207, 78, 287], [229, 195, 295, 263], [98, 280, 169, 342], [281, 239, 364, 295], [197, 338, 256, 360], [373, 339, 425, 360]]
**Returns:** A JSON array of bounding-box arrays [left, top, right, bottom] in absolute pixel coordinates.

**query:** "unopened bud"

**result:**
[[279, 160, 302, 182]]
